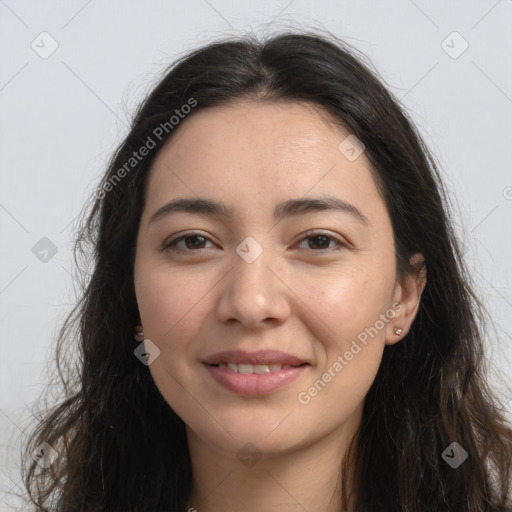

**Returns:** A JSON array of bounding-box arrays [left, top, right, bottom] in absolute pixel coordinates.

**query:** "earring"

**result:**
[[134, 325, 144, 342], [394, 327, 405, 335]]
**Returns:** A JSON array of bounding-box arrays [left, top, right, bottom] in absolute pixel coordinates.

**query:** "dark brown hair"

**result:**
[[21, 29, 512, 511]]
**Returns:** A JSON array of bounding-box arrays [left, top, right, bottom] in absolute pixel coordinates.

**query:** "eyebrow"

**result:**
[[148, 195, 369, 227]]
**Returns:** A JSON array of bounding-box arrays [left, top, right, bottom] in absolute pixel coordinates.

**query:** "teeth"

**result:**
[[215, 362, 290, 373], [254, 364, 270, 374], [238, 363, 253, 374]]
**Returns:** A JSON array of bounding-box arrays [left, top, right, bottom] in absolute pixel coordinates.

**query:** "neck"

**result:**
[[185, 407, 361, 512]]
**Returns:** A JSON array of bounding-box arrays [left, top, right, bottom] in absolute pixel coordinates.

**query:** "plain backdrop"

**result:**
[[1, 1, 511, 509]]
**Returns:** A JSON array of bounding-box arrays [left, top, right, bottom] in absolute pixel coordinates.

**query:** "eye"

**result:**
[[294, 230, 346, 252], [162, 230, 347, 254], [162, 232, 215, 252]]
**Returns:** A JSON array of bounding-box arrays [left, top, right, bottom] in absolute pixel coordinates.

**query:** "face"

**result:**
[[133, 100, 422, 459]]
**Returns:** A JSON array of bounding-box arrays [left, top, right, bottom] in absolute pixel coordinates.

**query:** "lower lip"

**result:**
[[203, 364, 307, 395]]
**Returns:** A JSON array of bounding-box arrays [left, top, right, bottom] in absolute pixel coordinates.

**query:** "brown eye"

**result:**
[[162, 230, 346, 254], [306, 234, 332, 250], [295, 231, 346, 252], [163, 233, 214, 252]]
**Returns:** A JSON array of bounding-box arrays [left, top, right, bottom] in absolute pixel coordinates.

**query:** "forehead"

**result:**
[[142, 100, 386, 226], [152, 100, 349, 168]]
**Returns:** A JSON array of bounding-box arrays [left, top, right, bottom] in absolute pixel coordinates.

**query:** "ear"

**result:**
[[385, 252, 427, 345]]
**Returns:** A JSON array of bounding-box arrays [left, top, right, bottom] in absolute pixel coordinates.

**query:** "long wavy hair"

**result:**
[[21, 29, 512, 511]]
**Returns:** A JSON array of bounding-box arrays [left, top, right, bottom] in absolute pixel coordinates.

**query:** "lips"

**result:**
[[202, 349, 307, 367], [215, 362, 294, 374], [202, 349, 309, 395]]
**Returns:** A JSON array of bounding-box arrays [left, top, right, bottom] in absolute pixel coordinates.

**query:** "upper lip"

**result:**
[[202, 349, 308, 366]]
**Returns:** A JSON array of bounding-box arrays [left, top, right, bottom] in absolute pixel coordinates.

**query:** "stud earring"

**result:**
[[134, 325, 144, 342], [394, 327, 405, 335]]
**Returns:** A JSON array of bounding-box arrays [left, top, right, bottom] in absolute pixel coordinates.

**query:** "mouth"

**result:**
[[202, 350, 310, 395], [202, 349, 308, 367], [205, 361, 307, 374]]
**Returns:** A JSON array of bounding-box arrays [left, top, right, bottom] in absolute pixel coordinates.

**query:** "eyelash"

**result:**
[[161, 230, 348, 254]]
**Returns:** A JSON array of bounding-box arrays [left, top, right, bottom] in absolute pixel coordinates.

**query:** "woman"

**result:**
[[23, 30, 512, 511]]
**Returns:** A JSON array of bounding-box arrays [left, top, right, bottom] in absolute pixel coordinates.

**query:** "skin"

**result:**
[[133, 100, 426, 512]]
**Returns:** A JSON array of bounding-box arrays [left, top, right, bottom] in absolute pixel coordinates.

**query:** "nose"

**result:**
[[215, 244, 291, 329]]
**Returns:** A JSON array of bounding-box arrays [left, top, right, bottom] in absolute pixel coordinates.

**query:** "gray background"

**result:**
[[1, 1, 511, 509]]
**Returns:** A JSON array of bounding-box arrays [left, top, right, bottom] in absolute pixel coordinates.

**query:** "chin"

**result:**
[[186, 414, 305, 457]]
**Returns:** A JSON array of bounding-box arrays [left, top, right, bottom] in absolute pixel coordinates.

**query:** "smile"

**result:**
[[202, 349, 310, 395], [209, 362, 300, 374]]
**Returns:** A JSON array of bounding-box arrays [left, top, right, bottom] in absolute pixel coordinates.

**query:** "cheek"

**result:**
[[300, 264, 394, 349], [134, 266, 212, 421], [135, 267, 209, 350], [294, 269, 391, 421]]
